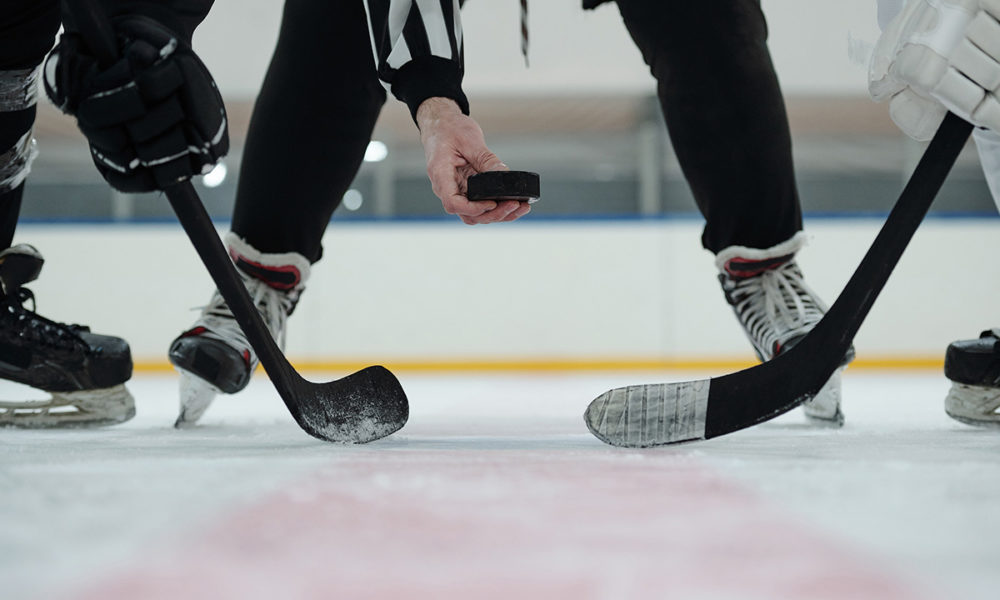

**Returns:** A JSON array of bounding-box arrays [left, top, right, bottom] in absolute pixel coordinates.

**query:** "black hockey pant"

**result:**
[[0, 1, 61, 251]]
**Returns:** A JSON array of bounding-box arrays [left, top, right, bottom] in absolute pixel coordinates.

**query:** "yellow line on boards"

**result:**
[[133, 356, 945, 374]]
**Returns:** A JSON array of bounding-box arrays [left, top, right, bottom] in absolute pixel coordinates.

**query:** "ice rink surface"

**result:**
[[2, 369, 999, 600]]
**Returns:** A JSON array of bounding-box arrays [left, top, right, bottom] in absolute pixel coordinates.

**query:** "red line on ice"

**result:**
[[69, 449, 931, 600]]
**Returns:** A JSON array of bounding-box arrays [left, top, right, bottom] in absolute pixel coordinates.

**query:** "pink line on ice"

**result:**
[[69, 449, 932, 600]]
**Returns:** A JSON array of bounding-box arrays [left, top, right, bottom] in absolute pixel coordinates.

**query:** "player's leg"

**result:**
[[0, 1, 134, 428], [0, 1, 60, 248], [169, 0, 387, 426], [942, 128, 1000, 428], [610, 0, 851, 425]]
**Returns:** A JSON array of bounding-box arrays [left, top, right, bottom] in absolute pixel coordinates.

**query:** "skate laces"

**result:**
[[723, 260, 826, 360], [192, 274, 297, 363], [0, 288, 87, 351]]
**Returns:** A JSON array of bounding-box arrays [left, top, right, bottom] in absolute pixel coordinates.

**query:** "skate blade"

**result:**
[[175, 370, 221, 428], [802, 368, 846, 428], [944, 383, 1000, 429], [0, 384, 135, 429]]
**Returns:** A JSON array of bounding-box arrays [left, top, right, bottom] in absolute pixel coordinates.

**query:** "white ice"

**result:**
[[1, 370, 998, 600]]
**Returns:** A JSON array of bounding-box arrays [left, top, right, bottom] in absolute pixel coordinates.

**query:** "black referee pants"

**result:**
[[236, 0, 802, 260], [611, 0, 803, 253], [231, 0, 387, 263]]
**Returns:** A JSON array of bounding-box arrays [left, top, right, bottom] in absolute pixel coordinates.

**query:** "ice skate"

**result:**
[[943, 329, 1000, 428], [717, 233, 854, 426], [0, 244, 134, 428], [168, 233, 310, 427]]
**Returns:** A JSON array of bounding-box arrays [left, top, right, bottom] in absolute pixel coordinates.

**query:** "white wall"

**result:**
[[17, 218, 1000, 370], [195, 0, 878, 100]]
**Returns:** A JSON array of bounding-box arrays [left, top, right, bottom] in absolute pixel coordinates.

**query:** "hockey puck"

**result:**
[[467, 171, 540, 203]]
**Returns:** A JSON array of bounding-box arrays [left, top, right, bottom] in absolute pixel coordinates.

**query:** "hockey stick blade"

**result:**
[[167, 187, 408, 443], [585, 113, 973, 447], [66, 0, 408, 443]]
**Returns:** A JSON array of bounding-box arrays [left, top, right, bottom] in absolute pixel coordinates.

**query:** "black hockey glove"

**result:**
[[43, 15, 228, 193]]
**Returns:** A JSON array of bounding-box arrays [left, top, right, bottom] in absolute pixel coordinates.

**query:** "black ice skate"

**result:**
[[943, 329, 1000, 428], [0, 244, 134, 428], [168, 233, 310, 427], [716, 233, 854, 427]]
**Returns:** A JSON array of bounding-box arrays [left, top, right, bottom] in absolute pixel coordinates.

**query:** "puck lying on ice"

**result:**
[[467, 171, 540, 203]]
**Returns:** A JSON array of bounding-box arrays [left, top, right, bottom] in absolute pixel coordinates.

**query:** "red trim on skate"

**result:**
[[229, 249, 301, 291], [723, 253, 793, 279]]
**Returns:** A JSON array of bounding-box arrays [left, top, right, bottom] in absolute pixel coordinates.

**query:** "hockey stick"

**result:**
[[65, 0, 408, 443], [585, 112, 973, 447]]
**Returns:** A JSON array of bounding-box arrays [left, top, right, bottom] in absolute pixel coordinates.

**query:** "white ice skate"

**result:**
[[717, 233, 854, 426], [169, 233, 310, 427]]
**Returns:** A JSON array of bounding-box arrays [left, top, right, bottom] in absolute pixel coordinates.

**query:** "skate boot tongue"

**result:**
[[229, 248, 305, 291], [0, 244, 44, 297]]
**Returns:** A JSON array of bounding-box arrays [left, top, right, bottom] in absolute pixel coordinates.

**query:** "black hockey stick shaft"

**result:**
[[585, 113, 972, 447], [817, 113, 972, 355], [65, 0, 304, 414], [65, 0, 408, 442], [705, 112, 973, 437]]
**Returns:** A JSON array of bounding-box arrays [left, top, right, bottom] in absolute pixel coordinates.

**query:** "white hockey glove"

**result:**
[[870, 0, 1000, 140]]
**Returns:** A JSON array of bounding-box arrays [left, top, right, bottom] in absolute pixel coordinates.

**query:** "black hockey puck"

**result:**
[[467, 171, 540, 203]]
